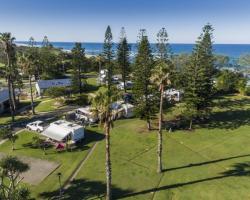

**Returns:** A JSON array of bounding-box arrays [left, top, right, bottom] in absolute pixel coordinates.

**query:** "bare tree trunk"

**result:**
[[189, 119, 193, 130], [29, 75, 35, 115], [12, 141, 15, 151], [78, 65, 82, 95], [105, 117, 112, 200], [157, 85, 164, 173], [147, 119, 151, 131]]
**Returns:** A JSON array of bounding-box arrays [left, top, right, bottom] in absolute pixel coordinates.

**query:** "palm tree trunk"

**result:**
[[157, 85, 164, 173], [78, 65, 82, 95], [11, 81, 16, 111], [12, 140, 14, 151], [105, 118, 112, 200], [7, 76, 15, 122], [29, 75, 35, 115]]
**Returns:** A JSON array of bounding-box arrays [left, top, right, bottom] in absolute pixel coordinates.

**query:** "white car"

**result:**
[[26, 121, 45, 132]]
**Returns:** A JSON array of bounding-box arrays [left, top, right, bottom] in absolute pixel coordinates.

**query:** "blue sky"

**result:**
[[0, 0, 250, 43]]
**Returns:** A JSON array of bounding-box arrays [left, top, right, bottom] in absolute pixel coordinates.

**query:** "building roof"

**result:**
[[36, 79, 71, 89], [42, 120, 83, 141], [0, 88, 9, 104]]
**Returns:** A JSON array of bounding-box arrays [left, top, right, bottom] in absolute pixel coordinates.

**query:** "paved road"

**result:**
[[0, 105, 78, 132]]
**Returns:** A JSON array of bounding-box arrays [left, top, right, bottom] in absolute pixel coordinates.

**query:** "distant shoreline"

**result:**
[[15, 41, 250, 58]]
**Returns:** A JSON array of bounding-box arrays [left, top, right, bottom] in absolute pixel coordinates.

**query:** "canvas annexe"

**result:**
[[42, 120, 84, 143]]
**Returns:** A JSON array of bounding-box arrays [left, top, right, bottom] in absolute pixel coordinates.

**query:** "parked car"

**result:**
[[26, 121, 45, 132]]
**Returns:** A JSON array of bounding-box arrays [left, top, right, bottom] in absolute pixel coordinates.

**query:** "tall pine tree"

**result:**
[[117, 27, 130, 92], [133, 29, 156, 130], [103, 25, 114, 200], [184, 24, 215, 129], [71, 42, 86, 94], [152, 27, 173, 173]]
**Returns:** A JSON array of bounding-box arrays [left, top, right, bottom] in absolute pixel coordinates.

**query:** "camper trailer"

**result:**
[[42, 120, 84, 143], [75, 107, 99, 123]]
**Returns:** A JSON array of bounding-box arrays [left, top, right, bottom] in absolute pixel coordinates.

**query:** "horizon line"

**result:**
[[15, 41, 250, 45]]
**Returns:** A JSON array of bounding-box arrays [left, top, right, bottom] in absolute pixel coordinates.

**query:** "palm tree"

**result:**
[[0, 128, 18, 151], [18, 54, 35, 115], [151, 61, 171, 173], [0, 33, 16, 122]]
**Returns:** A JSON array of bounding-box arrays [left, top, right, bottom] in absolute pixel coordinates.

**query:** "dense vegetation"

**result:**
[[1, 23, 250, 199]]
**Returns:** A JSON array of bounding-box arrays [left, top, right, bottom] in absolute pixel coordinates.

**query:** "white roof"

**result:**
[[77, 106, 93, 115], [122, 103, 134, 109], [36, 79, 71, 89], [0, 88, 9, 104], [42, 120, 83, 141]]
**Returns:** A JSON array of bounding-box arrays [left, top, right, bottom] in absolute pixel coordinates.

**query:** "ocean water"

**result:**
[[16, 42, 250, 58]]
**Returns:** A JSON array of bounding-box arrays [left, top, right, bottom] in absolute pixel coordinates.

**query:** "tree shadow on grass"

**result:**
[[213, 96, 250, 110], [20, 130, 104, 153], [39, 178, 133, 200], [163, 153, 250, 173], [118, 161, 250, 199], [200, 109, 250, 130]]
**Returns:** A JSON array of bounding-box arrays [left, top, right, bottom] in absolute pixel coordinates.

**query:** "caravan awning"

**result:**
[[42, 125, 70, 141]]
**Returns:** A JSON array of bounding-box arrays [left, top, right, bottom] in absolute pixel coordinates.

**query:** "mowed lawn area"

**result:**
[[1, 95, 250, 199], [0, 129, 104, 199], [40, 95, 250, 200]]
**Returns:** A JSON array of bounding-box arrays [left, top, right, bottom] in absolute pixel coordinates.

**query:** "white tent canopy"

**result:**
[[42, 120, 84, 142]]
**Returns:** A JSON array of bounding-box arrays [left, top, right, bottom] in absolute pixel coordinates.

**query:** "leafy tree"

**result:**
[[214, 55, 230, 69], [152, 27, 173, 173], [44, 86, 68, 100], [42, 36, 50, 47], [117, 27, 130, 92], [102, 25, 114, 200], [0, 33, 18, 122], [18, 53, 35, 115], [0, 128, 18, 151], [133, 29, 156, 130], [32, 136, 47, 155], [0, 156, 30, 200], [183, 24, 215, 129], [216, 70, 239, 93], [71, 43, 86, 94], [239, 54, 250, 67], [237, 78, 247, 95]]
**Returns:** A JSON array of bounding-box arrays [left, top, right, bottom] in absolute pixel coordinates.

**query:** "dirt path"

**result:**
[[63, 141, 99, 189]]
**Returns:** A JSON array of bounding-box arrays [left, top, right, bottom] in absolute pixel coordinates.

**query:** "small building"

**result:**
[[0, 88, 9, 114], [42, 120, 84, 143], [35, 79, 71, 96]]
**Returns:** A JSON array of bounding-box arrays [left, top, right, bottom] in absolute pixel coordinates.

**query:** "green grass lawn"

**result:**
[[42, 94, 250, 200], [2, 95, 250, 199], [35, 98, 62, 113], [0, 129, 103, 199]]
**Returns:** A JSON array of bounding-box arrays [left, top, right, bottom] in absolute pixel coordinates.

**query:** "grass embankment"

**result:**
[[0, 129, 102, 199], [57, 95, 250, 200]]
